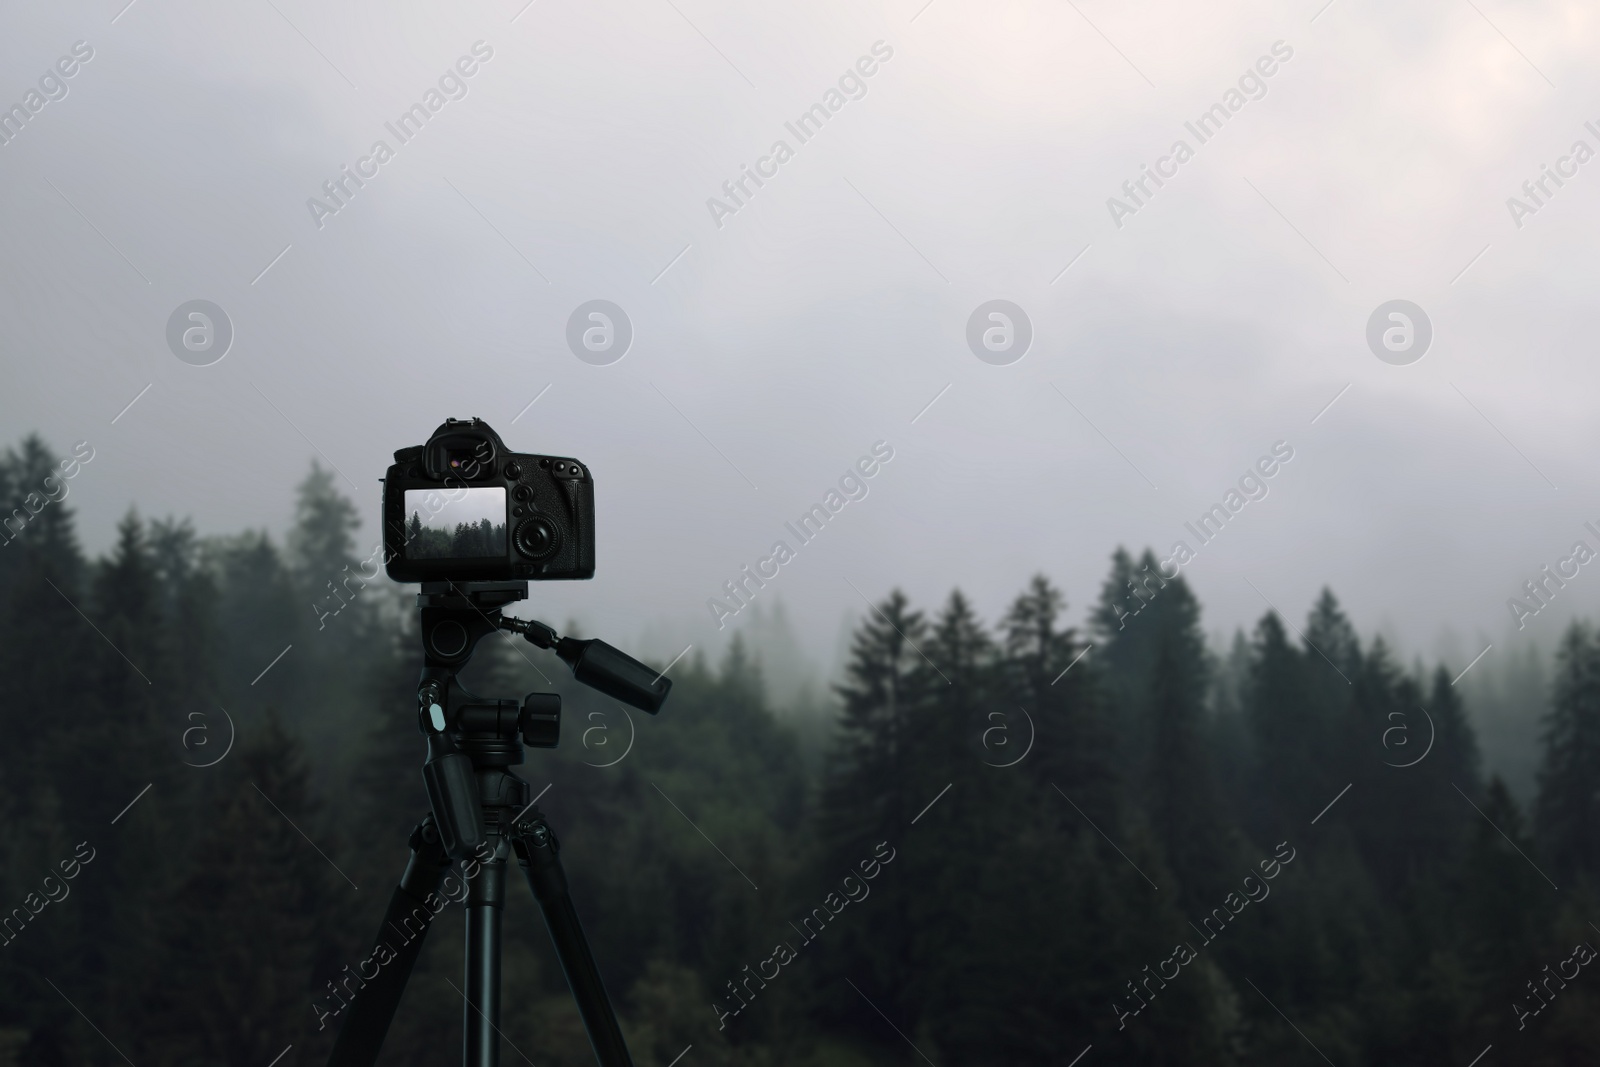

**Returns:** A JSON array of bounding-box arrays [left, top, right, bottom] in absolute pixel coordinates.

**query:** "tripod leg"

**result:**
[[464, 843, 507, 1067], [327, 816, 452, 1067], [510, 812, 636, 1067]]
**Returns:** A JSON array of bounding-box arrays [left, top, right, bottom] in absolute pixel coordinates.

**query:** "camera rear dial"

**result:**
[[515, 515, 561, 561]]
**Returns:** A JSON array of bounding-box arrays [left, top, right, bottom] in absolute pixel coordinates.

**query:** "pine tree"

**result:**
[[820, 590, 932, 864], [92, 511, 166, 693], [204, 529, 302, 709], [817, 589, 933, 1035], [0, 436, 84, 576], [1344, 636, 1422, 891], [0, 439, 103, 1064], [148, 515, 222, 721], [1210, 629, 1255, 823], [941, 573, 1223, 1066], [141, 714, 357, 1065], [1009, 573, 1116, 817], [0, 439, 94, 798], [1304, 587, 1361, 681], [287, 461, 361, 586], [900, 590, 993, 1032], [1380, 665, 1481, 884], [288, 462, 380, 789], [80, 512, 200, 1050], [1452, 777, 1557, 1057], [1535, 622, 1600, 884], [1091, 552, 1224, 910], [1243, 604, 1363, 839], [1144, 577, 1227, 911]]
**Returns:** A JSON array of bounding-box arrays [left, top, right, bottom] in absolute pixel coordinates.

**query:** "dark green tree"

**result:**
[[1004, 573, 1114, 813], [1535, 622, 1600, 885], [815, 589, 934, 1037], [286, 461, 361, 587], [1092, 551, 1225, 912], [820, 590, 932, 870], [141, 715, 356, 1065]]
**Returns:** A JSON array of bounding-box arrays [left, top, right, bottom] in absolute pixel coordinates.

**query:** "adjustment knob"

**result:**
[[429, 619, 469, 657], [419, 681, 447, 732], [521, 693, 561, 748]]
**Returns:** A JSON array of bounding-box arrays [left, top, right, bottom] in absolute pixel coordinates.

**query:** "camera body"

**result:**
[[383, 418, 595, 583]]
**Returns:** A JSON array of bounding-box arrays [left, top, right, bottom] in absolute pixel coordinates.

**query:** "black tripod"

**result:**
[[327, 580, 670, 1067]]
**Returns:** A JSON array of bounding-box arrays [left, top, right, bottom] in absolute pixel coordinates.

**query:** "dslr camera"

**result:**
[[384, 418, 595, 583]]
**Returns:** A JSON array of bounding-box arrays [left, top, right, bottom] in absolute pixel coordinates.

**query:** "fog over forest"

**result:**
[[6, 1, 1600, 1064]]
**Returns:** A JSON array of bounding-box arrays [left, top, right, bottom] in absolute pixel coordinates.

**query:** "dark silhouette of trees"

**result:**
[[2, 433, 1600, 1066]]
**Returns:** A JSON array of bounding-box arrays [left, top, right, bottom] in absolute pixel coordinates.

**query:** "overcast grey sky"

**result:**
[[2, 0, 1598, 678]]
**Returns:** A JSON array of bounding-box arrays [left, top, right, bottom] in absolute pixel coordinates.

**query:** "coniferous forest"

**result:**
[[4, 433, 1600, 1067], [404, 514, 508, 560]]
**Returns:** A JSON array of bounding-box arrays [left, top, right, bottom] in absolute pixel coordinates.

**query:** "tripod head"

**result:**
[[416, 580, 671, 859]]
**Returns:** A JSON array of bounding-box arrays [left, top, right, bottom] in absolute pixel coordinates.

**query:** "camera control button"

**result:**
[[514, 485, 532, 502], [505, 462, 521, 479], [514, 516, 561, 561]]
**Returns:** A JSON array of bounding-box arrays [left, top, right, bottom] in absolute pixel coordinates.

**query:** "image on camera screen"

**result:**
[[403, 487, 507, 560]]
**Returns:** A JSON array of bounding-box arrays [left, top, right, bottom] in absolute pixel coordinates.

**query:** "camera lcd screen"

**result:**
[[403, 487, 507, 560]]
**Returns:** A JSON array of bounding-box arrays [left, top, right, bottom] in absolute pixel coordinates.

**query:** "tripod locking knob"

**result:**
[[520, 693, 561, 748], [419, 681, 447, 732]]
